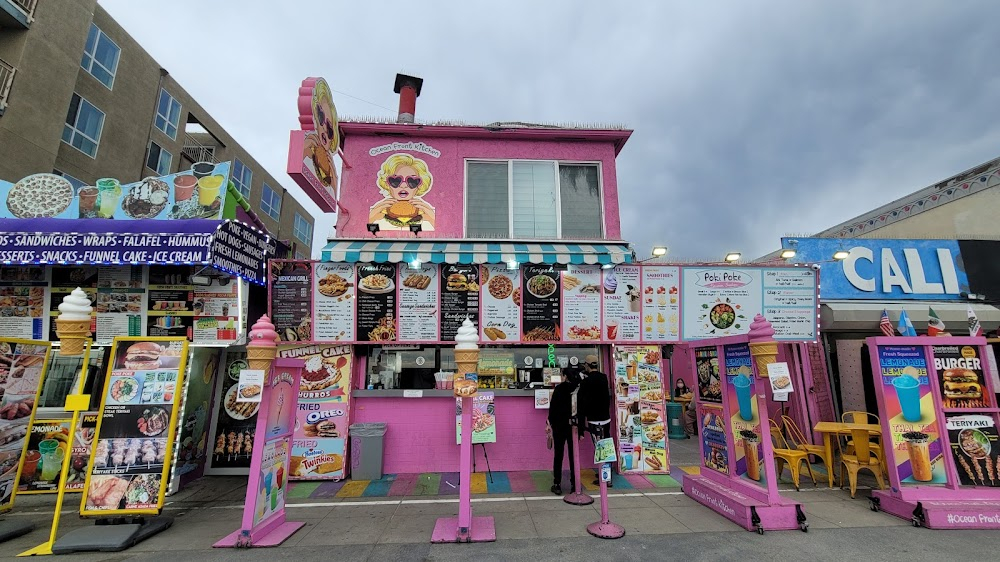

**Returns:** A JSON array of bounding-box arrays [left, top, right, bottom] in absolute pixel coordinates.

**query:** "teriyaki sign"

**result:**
[[783, 238, 969, 300]]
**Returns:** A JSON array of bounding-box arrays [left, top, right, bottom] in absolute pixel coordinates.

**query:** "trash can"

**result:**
[[666, 402, 686, 440], [350, 423, 387, 480]]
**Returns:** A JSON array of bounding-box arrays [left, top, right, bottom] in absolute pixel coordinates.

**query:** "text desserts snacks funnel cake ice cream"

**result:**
[[57, 287, 93, 356], [748, 314, 777, 378], [247, 314, 279, 372], [454, 317, 480, 397]]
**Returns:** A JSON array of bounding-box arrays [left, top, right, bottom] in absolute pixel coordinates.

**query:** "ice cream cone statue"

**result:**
[[453, 317, 479, 397], [56, 287, 93, 356], [748, 314, 777, 378], [247, 315, 280, 373]]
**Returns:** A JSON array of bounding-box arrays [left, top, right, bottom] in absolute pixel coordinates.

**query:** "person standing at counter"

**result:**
[[580, 355, 613, 487], [548, 367, 581, 495]]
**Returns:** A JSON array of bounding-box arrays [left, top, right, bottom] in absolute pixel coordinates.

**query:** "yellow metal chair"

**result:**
[[769, 426, 816, 491], [781, 415, 834, 481], [841, 410, 886, 476], [837, 428, 886, 498]]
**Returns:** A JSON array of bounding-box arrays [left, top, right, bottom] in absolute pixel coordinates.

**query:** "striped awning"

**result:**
[[320, 240, 632, 265]]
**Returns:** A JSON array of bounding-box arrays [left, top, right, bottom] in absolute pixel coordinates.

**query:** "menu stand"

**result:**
[[563, 424, 594, 506], [431, 395, 496, 543]]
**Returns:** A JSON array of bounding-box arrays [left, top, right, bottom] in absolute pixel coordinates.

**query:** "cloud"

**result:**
[[100, 0, 1000, 260]]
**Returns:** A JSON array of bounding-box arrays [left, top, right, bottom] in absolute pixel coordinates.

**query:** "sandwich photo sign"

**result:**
[[933, 345, 991, 409]]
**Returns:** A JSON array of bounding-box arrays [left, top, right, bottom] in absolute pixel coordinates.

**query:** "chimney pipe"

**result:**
[[393, 73, 423, 124]]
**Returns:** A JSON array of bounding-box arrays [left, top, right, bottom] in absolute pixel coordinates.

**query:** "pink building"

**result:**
[[319, 74, 634, 474]]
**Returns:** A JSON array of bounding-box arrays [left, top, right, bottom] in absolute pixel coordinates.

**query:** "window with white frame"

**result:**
[[465, 160, 603, 239], [260, 183, 281, 220], [154, 89, 181, 139], [80, 24, 120, 89], [232, 159, 252, 198], [293, 212, 313, 244], [62, 93, 105, 158], [145, 141, 172, 175]]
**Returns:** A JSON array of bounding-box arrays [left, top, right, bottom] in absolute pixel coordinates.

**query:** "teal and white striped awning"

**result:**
[[320, 240, 633, 265]]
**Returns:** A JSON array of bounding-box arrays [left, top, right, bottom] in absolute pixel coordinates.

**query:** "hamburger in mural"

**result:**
[[383, 201, 422, 227]]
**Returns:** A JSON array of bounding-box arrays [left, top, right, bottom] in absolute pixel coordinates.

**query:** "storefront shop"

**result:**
[[0, 163, 278, 493], [782, 237, 1000, 419]]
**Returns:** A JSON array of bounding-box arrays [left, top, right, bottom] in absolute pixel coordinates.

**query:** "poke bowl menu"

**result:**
[[81, 337, 187, 516]]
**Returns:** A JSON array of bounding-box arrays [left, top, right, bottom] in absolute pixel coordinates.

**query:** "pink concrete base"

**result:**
[[587, 521, 625, 539], [430, 516, 497, 543], [213, 521, 306, 548], [872, 489, 1000, 529], [683, 474, 804, 532], [564, 492, 594, 505]]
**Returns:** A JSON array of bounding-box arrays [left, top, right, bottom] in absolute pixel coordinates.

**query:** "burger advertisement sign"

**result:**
[[933, 345, 991, 409]]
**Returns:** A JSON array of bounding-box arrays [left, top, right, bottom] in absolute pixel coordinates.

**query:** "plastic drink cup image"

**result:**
[[197, 174, 224, 206], [263, 471, 274, 511], [740, 430, 761, 481], [96, 178, 122, 218], [173, 174, 196, 201], [606, 320, 618, 340], [892, 375, 922, 422], [20, 450, 41, 483], [733, 374, 754, 421], [40, 447, 65, 481], [903, 431, 933, 482]]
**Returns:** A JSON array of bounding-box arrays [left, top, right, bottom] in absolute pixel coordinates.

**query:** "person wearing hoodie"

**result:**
[[579, 355, 613, 487], [548, 367, 581, 495]]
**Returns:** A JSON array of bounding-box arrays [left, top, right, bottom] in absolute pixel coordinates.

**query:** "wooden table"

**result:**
[[813, 421, 882, 488]]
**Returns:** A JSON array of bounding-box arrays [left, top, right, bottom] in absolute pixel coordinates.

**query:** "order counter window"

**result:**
[[362, 344, 602, 391]]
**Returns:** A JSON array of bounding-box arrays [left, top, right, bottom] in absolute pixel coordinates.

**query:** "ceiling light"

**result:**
[[651, 246, 668, 257], [832, 250, 850, 261], [780, 249, 796, 259], [602, 263, 614, 269], [408, 259, 421, 270], [507, 260, 518, 270], [724, 252, 741, 262]]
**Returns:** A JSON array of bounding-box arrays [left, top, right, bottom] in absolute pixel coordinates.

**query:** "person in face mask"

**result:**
[[548, 367, 582, 495]]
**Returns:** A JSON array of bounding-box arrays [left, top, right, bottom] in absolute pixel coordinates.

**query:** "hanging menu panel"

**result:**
[[355, 263, 397, 342], [270, 261, 313, 342], [521, 265, 560, 342], [313, 263, 356, 342], [480, 265, 521, 343], [561, 265, 602, 342], [439, 265, 479, 342], [602, 265, 640, 342], [397, 263, 440, 342]]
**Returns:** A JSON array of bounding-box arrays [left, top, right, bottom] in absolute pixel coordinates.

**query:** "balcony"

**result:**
[[0, 58, 14, 114], [0, 0, 36, 28], [182, 133, 217, 164]]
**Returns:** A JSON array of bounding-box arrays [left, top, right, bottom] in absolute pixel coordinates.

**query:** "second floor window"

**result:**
[[145, 141, 172, 175], [293, 212, 313, 244], [155, 89, 181, 139], [81, 24, 120, 89], [232, 159, 252, 198], [62, 93, 105, 158], [466, 161, 603, 239], [261, 183, 281, 220]]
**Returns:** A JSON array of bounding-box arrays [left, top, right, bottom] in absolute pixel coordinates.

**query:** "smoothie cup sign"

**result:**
[[96, 178, 122, 218], [40, 448, 65, 481], [903, 431, 934, 482], [732, 374, 753, 421], [892, 375, 922, 423], [740, 430, 761, 481], [173, 175, 196, 201]]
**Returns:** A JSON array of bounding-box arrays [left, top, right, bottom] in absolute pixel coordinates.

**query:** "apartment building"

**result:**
[[0, 0, 316, 257]]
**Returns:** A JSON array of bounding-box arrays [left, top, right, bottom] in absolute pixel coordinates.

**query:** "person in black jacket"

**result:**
[[548, 367, 581, 495], [579, 355, 613, 486]]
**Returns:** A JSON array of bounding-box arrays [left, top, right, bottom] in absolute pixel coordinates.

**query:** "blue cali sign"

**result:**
[[781, 238, 969, 300]]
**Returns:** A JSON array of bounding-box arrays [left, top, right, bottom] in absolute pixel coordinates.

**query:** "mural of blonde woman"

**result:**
[[301, 79, 339, 192], [368, 153, 436, 231]]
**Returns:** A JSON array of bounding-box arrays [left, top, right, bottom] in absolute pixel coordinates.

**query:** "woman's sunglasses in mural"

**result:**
[[387, 175, 422, 189], [316, 106, 335, 144]]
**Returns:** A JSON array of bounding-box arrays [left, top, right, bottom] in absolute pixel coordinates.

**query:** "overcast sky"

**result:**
[[101, 0, 1000, 261]]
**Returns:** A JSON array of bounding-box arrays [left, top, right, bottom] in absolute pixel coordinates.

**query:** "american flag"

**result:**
[[879, 310, 895, 337]]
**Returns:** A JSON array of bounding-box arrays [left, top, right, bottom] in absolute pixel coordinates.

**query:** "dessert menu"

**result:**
[[439, 265, 479, 342], [313, 262, 356, 342], [355, 263, 397, 342], [270, 261, 313, 342], [602, 265, 640, 342], [397, 263, 440, 342], [521, 265, 560, 342], [480, 265, 521, 343], [561, 265, 601, 341], [641, 266, 680, 342]]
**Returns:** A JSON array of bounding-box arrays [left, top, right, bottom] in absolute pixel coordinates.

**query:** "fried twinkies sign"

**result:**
[[782, 238, 969, 300], [287, 77, 340, 212]]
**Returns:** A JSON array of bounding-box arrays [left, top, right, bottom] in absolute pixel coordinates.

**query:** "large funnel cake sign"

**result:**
[[0, 162, 231, 220], [287, 77, 340, 212]]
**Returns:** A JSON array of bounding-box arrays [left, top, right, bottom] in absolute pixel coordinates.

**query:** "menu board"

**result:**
[[19, 416, 98, 494], [440, 265, 479, 342], [81, 337, 187, 516], [602, 265, 640, 342], [279, 344, 351, 481], [723, 343, 763, 484], [356, 263, 397, 342], [0, 339, 51, 512], [50, 266, 144, 344], [191, 279, 240, 345], [480, 265, 520, 342], [945, 414, 1000, 487], [398, 263, 440, 341], [456, 391, 496, 444], [270, 261, 313, 342], [932, 345, 991, 409], [0, 267, 47, 340], [700, 405, 728, 475], [521, 265, 560, 342], [562, 266, 601, 342], [641, 266, 680, 342], [874, 344, 947, 485], [146, 266, 193, 341], [695, 347, 722, 403], [612, 345, 668, 474], [208, 353, 257, 471], [313, 263, 356, 341], [761, 269, 819, 340]]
